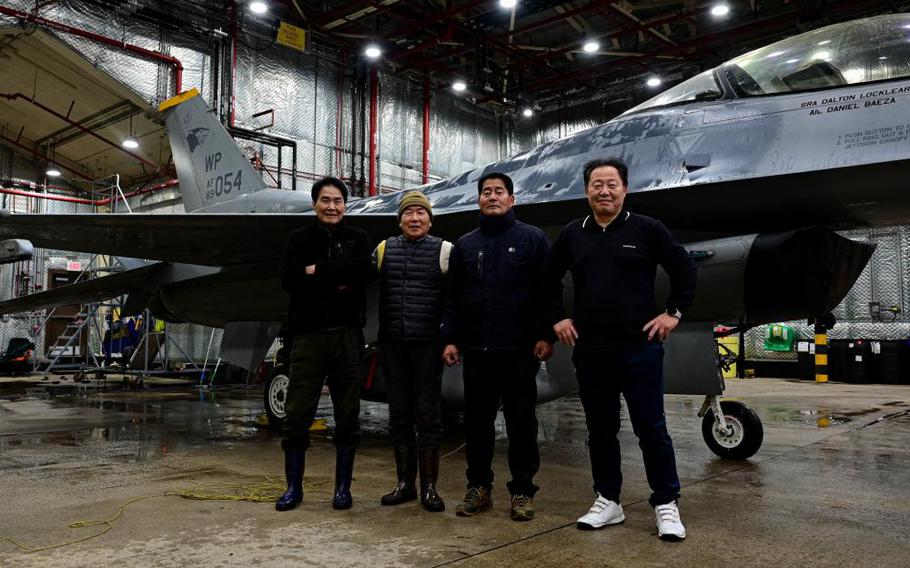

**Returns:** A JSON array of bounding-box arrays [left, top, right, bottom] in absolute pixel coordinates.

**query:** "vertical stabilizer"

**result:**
[[159, 89, 264, 212]]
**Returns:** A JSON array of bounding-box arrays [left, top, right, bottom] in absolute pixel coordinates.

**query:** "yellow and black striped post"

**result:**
[[814, 322, 828, 383]]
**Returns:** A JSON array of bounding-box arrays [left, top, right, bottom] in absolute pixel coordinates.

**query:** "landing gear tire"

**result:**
[[264, 365, 289, 431], [702, 400, 763, 460]]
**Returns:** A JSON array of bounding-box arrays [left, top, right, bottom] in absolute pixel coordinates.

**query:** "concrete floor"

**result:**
[[0, 375, 908, 567]]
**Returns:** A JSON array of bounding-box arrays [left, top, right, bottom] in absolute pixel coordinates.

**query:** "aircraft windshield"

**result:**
[[625, 15, 910, 114], [622, 69, 720, 115], [724, 15, 910, 96]]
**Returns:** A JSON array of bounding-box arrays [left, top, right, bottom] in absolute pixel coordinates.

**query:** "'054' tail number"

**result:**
[[205, 170, 242, 201]]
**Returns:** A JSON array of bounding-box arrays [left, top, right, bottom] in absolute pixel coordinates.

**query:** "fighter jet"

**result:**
[[1, 14, 907, 459]]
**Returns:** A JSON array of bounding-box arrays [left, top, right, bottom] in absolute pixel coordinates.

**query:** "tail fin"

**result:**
[[159, 89, 265, 212]]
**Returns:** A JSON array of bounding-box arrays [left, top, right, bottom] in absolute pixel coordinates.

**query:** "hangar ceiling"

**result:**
[[0, 28, 171, 187], [74, 0, 910, 111]]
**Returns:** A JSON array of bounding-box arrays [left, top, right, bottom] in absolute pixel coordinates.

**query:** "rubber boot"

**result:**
[[381, 445, 418, 506], [419, 447, 445, 512], [332, 446, 356, 510], [275, 449, 305, 511]]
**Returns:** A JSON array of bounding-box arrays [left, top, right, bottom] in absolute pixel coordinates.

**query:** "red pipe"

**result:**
[[0, 92, 160, 170], [0, 133, 92, 181], [0, 178, 178, 207], [0, 6, 183, 95], [368, 67, 378, 197], [422, 76, 430, 185], [0, 187, 94, 205]]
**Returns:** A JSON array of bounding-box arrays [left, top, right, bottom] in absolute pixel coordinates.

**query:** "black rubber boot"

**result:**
[[381, 445, 418, 506], [275, 449, 305, 511], [419, 447, 445, 512], [332, 446, 356, 510]]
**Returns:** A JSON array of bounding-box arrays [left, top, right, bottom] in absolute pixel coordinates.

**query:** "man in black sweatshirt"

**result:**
[[442, 172, 554, 522], [543, 158, 696, 541], [276, 177, 373, 513]]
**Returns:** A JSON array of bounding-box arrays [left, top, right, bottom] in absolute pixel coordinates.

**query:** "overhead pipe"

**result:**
[[0, 178, 178, 207], [0, 6, 183, 95], [368, 67, 378, 197], [422, 76, 430, 185], [0, 93, 160, 171]]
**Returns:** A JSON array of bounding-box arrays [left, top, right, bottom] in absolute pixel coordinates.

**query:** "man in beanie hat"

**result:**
[[373, 190, 452, 512], [276, 176, 373, 512]]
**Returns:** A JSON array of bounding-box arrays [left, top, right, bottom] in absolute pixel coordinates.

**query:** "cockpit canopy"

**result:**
[[624, 14, 910, 115]]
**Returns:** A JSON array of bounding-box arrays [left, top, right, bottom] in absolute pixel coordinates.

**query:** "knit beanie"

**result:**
[[398, 191, 433, 219]]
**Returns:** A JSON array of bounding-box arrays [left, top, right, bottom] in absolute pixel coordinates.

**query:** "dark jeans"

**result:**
[[573, 343, 681, 507], [380, 339, 444, 449], [463, 348, 540, 497], [281, 328, 363, 452]]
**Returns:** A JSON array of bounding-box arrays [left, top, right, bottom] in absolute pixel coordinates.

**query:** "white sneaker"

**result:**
[[655, 502, 686, 541], [576, 494, 625, 530]]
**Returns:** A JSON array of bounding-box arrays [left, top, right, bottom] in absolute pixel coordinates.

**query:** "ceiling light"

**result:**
[[522, 107, 533, 117], [646, 77, 662, 88], [364, 45, 381, 59], [249, 1, 268, 15], [817, 40, 831, 45], [786, 58, 799, 64], [452, 80, 467, 92], [879, 56, 888, 60], [122, 136, 139, 149], [812, 50, 831, 61], [582, 40, 600, 53], [710, 4, 730, 17], [46, 168, 61, 177], [499, 0, 517, 8], [766, 50, 785, 58]]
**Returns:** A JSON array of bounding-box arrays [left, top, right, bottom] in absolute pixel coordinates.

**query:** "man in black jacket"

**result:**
[[543, 158, 696, 541], [276, 177, 373, 512], [442, 172, 554, 522], [374, 191, 452, 512]]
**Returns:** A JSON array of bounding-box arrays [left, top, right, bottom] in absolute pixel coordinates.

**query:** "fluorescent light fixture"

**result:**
[[766, 50, 785, 58], [122, 137, 139, 149], [582, 40, 600, 53], [786, 58, 799, 64], [522, 107, 533, 117], [500, 0, 517, 8], [710, 4, 730, 17], [879, 56, 888, 60], [817, 39, 831, 45], [452, 80, 467, 92], [646, 77, 662, 88], [46, 168, 62, 177], [249, 1, 268, 15], [364, 45, 381, 59]]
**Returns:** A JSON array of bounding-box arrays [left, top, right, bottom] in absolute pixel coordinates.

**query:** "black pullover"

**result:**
[[543, 210, 696, 353]]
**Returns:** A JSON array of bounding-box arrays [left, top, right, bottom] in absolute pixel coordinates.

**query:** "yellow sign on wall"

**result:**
[[277, 21, 307, 52]]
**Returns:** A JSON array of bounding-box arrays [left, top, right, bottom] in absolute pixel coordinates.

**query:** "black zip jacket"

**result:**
[[441, 210, 554, 351], [543, 211, 696, 352], [282, 219, 373, 334]]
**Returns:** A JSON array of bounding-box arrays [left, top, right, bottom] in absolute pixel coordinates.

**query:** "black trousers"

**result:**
[[380, 339, 444, 449], [573, 343, 681, 507], [462, 348, 540, 497], [281, 328, 363, 452]]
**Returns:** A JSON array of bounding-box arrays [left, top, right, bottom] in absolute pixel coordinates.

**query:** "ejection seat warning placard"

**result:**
[[838, 125, 910, 149]]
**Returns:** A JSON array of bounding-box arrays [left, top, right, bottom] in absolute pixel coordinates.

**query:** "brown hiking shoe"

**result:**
[[510, 494, 534, 521], [455, 486, 492, 516]]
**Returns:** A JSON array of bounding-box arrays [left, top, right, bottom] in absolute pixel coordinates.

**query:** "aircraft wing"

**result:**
[[0, 212, 321, 266], [0, 262, 167, 315]]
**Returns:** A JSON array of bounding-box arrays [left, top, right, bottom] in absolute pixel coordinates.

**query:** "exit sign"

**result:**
[[67, 261, 82, 271]]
